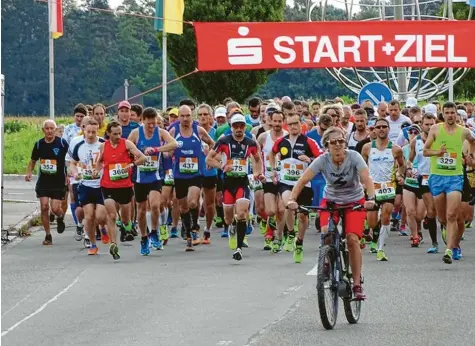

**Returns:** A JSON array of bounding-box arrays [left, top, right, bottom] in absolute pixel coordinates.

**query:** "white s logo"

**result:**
[[227, 26, 263, 66]]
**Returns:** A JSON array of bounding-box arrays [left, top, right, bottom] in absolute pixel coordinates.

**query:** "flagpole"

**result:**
[[48, 0, 55, 119], [162, 35, 167, 112]]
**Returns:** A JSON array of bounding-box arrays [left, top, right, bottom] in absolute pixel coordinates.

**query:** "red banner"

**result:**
[[194, 21, 475, 71]]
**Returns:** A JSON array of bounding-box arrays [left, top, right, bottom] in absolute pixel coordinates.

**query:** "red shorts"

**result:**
[[223, 186, 250, 207], [319, 198, 366, 238]]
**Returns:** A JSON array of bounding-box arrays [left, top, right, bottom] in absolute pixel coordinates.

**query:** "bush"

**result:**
[[4, 120, 27, 134]]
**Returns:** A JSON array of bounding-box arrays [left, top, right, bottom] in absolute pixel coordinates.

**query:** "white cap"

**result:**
[[214, 106, 226, 118], [230, 114, 246, 125], [457, 109, 468, 119], [425, 103, 438, 115], [265, 103, 281, 113], [406, 97, 418, 107], [282, 96, 292, 103]]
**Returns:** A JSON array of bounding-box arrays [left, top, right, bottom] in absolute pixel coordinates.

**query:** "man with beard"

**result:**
[[348, 109, 370, 151]]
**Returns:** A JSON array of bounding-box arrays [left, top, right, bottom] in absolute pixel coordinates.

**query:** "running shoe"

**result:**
[[149, 231, 161, 249], [370, 242, 377, 253], [283, 233, 295, 252], [376, 250, 388, 261], [263, 236, 273, 251], [170, 227, 179, 238], [141, 236, 150, 256], [49, 213, 55, 223], [272, 239, 281, 253], [293, 242, 304, 263], [214, 216, 224, 228], [442, 248, 452, 264], [245, 222, 253, 235], [259, 220, 267, 235], [427, 243, 439, 254], [131, 224, 139, 237], [202, 229, 211, 245], [228, 226, 237, 250], [465, 221, 472, 229], [242, 236, 249, 248], [88, 245, 99, 256], [185, 238, 194, 251], [57, 216, 65, 234], [399, 229, 408, 236], [352, 285, 366, 301], [101, 228, 110, 244], [233, 248, 243, 261], [159, 225, 169, 245], [411, 236, 419, 248], [109, 243, 120, 260], [74, 225, 84, 241], [441, 225, 447, 245], [453, 247, 462, 261], [192, 232, 200, 246], [84, 237, 91, 248], [42, 233, 53, 245]]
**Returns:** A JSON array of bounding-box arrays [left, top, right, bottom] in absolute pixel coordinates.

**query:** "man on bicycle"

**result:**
[[287, 126, 376, 300]]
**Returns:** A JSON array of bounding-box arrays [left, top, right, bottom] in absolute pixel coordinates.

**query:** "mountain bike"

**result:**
[[298, 203, 367, 330]]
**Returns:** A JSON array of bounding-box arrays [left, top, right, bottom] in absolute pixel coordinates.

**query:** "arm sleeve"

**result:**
[[31, 142, 40, 161], [309, 155, 324, 175]]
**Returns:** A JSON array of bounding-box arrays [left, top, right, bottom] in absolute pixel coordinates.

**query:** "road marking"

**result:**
[[306, 262, 318, 276], [1, 274, 82, 337], [217, 341, 233, 345], [3, 199, 37, 204], [6, 193, 24, 195], [281, 285, 303, 296]]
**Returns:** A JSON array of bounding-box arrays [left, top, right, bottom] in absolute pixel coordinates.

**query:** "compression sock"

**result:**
[[181, 212, 192, 238], [427, 217, 438, 244], [236, 219, 247, 249], [190, 207, 199, 229], [372, 223, 381, 244], [70, 203, 78, 225], [378, 224, 390, 251]]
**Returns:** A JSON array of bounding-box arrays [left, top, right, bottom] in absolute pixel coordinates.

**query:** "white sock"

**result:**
[[378, 224, 390, 251], [146, 211, 152, 232], [160, 208, 168, 227]]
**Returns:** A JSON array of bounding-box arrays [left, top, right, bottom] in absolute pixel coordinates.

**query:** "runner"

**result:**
[[95, 121, 146, 260], [168, 105, 215, 251], [347, 109, 370, 151], [361, 118, 405, 260], [245, 97, 262, 127], [423, 101, 475, 264], [287, 126, 376, 300], [269, 112, 323, 263], [130, 104, 143, 123], [25, 120, 69, 245], [258, 110, 288, 251], [91, 103, 108, 137], [206, 113, 265, 261], [70, 120, 107, 255], [128, 107, 178, 255]]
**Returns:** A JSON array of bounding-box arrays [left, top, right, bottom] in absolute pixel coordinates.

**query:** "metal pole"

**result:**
[[394, 0, 407, 101], [48, 0, 55, 119], [124, 79, 129, 101], [162, 33, 168, 112], [0, 0, 4, 236], [448, 0, 454, 102]]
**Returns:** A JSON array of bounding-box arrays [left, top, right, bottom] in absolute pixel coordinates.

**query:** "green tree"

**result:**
[[165, 0, 286, 105]]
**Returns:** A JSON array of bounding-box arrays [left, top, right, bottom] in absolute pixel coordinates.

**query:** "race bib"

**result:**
[[108, 163, 129, 181], [164, 169, 174, 185], [265, 155, 281, 172], [437, 153, 457, 170], [375, 182, 396, 201], [282, 162, 304, 181], [421, 174, 429, 186], [82, 164, 97, 180], [226, 159, 247, 177], [248, 174, 263, 191], [179, 157, 198, 174], [139, 155, 159, 172], [404, 170, 419, 187], [40, 159, 57, 174]]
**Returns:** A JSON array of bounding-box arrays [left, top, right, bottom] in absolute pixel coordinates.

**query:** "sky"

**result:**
[[108, 0, 295, 9]]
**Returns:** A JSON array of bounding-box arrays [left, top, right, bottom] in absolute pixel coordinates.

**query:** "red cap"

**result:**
[[118, 100, 131, 110]]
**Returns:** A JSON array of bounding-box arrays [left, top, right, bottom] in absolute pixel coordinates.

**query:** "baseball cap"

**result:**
[[406, 97, 418, 107], [457, 109, 468, 119], [425, 103, 438, 115], [408, 124, 422, 133], [265, 103, 281, 114], [118, 100, 131, 110], [230, 114, 246, 125], [168, 108, 179, 117], [214, 106, 226, 118]]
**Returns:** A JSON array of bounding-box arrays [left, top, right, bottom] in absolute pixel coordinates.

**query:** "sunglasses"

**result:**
[[414, 121, 422, 124], [329, 138, 346, 145], [375, 125, 389, 129], [408, 129, 420, 135], [232, 123, 246, 129]]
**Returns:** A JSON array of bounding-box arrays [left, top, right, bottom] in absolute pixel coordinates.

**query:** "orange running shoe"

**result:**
[[101, 231, 110, 244], [88, 246, 99, 255]]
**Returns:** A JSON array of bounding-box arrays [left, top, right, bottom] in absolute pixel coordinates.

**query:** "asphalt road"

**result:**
[[2, 218, 475, 346], [2, 176, 38, 203]]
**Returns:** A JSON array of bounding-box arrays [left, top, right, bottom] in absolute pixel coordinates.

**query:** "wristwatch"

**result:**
[[366, 196, 375, 201]]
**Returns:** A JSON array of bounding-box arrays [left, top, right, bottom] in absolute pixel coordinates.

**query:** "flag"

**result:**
[[49, 0, 63, 39], [154, 0, 185, 35]]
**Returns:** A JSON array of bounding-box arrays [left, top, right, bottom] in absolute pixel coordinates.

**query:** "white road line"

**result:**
[[306, 262, 318, 276], [281, 285, 303, 296], [1, 274, 82, 337]]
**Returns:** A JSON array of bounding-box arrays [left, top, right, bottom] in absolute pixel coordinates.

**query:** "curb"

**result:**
[[2, 207, 40, 245]]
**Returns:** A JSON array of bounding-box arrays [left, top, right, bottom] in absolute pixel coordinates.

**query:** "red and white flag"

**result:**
[[49, 0, 63, 39]]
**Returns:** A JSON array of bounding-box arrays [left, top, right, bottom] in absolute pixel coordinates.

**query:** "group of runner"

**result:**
[[26, 96, 475, 298]]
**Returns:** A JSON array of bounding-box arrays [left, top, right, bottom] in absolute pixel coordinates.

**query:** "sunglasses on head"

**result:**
[[375, 125, 389, 129], [329, 138, 346, 145]]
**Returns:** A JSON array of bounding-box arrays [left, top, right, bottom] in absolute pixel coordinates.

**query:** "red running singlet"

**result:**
[[100, 138, 133, 189]]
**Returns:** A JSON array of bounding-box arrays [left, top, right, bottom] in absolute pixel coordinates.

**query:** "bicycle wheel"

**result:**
[[316, 245, 338, 330], [343, 261, 361, 324]]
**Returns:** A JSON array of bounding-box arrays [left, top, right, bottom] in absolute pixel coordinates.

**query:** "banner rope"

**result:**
[[105, 68, 199, 109]]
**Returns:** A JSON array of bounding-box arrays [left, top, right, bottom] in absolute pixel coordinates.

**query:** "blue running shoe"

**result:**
[[141, 237, 150, 256], [149, 232, 161, 250], [221, 225, 229, 238], [245, 222, 253, 235], [170, 227, 178, 238], [399, 230, 408, 236], [427, 243, 439, 254], [453, 247, 462, 260]]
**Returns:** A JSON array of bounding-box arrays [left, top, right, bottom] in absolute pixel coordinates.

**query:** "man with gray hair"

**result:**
[[377, 102, 388, 119], [25, 119, 69, 246]]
